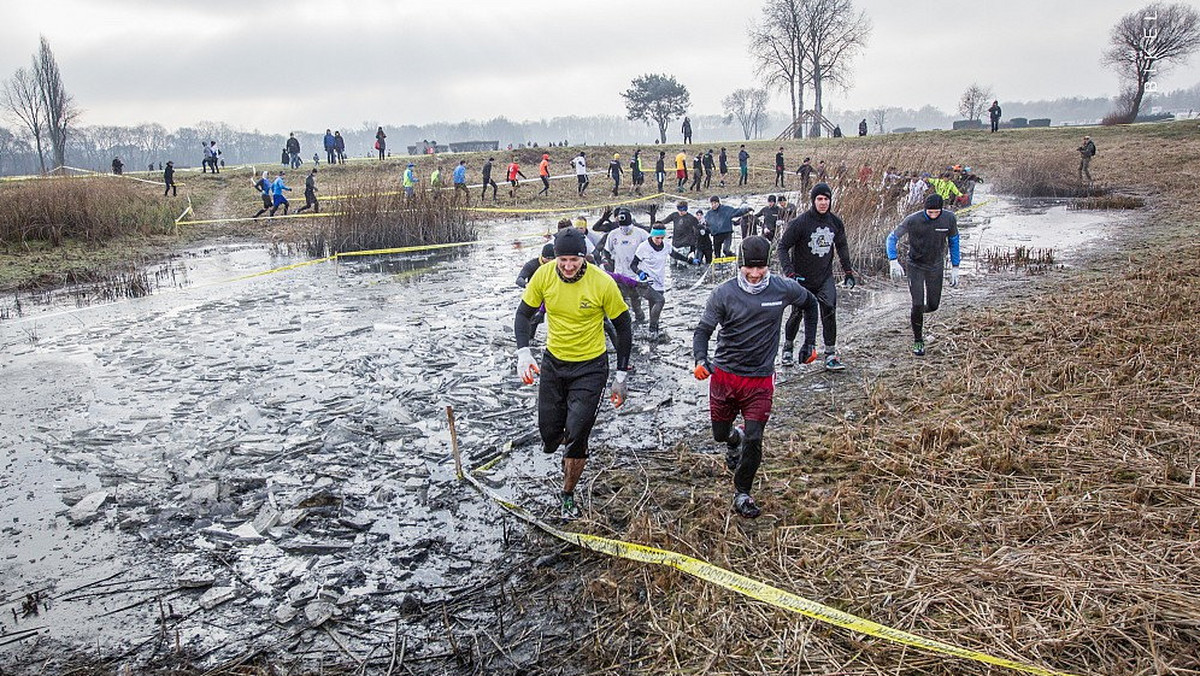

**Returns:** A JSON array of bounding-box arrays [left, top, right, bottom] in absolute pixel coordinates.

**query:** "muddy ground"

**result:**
[[0, 187, 1126, 674]]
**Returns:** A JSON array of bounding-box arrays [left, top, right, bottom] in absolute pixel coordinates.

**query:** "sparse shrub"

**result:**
[[306, 177, 477, 257]]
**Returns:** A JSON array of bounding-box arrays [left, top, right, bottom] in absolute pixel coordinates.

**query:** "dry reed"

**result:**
[[304, 177, 477, 258], [0, 178, 176, 248]]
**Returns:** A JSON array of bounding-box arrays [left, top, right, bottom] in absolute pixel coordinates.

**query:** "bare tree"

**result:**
[[34, 36, 79, 171], [1103, 2, 1200, 122], [722, 88, 770, 140], [958, 84, 993, 121], [803, 0, 872, 137], [870, 107, 888, 134], [1, 67, 47, 173], [750, 0, 810, 138]]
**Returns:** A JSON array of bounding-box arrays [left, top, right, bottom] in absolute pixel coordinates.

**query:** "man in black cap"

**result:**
[[777, 183, 857, 371], [514, 227, 634, 521], [693, 236, 819, 519], [885, 193, 961, 356]]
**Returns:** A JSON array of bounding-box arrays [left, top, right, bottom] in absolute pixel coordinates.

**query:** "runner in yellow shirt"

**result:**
[[514, 228, 634, 520]]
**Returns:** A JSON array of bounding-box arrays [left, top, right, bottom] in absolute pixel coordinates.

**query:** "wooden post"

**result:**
[[446, 405, 463, 480]]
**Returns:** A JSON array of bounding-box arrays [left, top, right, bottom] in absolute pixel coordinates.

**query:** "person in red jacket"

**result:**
[[507, 156, 527, 199]]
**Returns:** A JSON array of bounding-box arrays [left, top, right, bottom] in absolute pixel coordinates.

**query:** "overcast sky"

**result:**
[[3, 0, 1198, 132]]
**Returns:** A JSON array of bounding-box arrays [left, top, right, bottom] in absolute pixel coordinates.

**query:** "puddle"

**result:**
[[0, 194, 1133, 670]]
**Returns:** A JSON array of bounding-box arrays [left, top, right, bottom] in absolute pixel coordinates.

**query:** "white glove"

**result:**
[[516, 347, 540, 385], [889, 259, 904, 280], [610, 370, 629, 408], [949, 266, 960, 287]]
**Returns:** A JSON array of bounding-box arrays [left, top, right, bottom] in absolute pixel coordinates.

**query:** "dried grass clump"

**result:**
[[305, 177, 477, 257], [579, 239, 1200, 675], [1069, 194, 1145, 210], [0, 178, 176, 248], [992, 156, 1097, 198]]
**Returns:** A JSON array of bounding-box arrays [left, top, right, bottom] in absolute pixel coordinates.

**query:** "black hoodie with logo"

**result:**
[[777, 191, 852, 285]]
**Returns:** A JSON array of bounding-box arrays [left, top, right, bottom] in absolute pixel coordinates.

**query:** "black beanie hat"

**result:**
[[739, 235, 771, 268], [540, 242, 556, 259], [924, 193, 944, 210], [810, 182, 832, 204], [554, 227, 588, 257]]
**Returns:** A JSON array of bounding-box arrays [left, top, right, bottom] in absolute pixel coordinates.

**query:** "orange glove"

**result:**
[[799, 344, 818, 365], [693, 361, 712, 380]]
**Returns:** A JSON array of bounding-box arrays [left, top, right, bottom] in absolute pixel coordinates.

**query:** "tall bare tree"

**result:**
[[722, 88, 770, 140], [1103, 2, 1200, 122], [750, 0, 810, 138], [804, 0, 871, 137], [35, 36, 79, 171], [958, 84, 993, 121], [1, 67, 47, 173]]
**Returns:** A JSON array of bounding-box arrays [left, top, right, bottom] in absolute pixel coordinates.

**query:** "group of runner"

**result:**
[[514, 182, 960, 521]]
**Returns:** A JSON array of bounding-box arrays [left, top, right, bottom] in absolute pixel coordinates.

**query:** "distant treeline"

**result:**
[[0, 84, 1196, 176]]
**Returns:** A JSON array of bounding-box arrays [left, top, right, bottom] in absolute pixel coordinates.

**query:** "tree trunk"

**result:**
[[794, 78, 805, 139], [1129, 76, 1147, 121], [33, 132, 46, 174], [658, 120, 667, 144], [813, 65, 823, 137]]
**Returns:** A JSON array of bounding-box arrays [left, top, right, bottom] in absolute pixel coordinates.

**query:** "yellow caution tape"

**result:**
[[177, 211, 342, 226], [459, 468, 1075, 676], [465, 192, 667, 215], [333, 240, 481, 258], [226, 255, 336, 282], [953, 198, 993, 216]]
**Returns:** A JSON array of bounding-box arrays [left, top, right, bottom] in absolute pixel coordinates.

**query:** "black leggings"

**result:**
[[539, 176, 550, 194], [908, 265, 944, 341], [712, 232, 733, 258], [538, 353, 608, 459], [482, 179, 497, 199], [712, 419, 766, 494], [639, 286, 665, 332], [785, 276, 837, 349], [620, 284, 644, 323]]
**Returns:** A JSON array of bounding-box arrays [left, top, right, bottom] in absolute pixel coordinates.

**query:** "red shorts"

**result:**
[[709, 367, 774, 423], [676, 169, 686, 179]]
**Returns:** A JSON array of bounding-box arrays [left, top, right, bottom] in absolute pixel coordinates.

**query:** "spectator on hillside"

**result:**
[[286, 133, 301, 168], [334, 131, 346, 163], [858, 119, 868, 136], [988, 100, 1002, 133], [375, 127, 387, 161], [1077, 136, 1096, 182], [324, 129, 337, 164]]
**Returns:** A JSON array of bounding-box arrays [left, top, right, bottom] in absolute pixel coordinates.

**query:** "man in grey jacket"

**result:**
[[704, 196, 753, 259], [693, 236, 818, 518]]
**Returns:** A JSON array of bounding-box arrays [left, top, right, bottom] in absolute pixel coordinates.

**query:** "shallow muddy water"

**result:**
[[0, 189, 1124, 670]]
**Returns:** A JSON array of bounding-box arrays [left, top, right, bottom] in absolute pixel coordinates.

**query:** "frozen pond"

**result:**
[[0, 189, 1124, 670]]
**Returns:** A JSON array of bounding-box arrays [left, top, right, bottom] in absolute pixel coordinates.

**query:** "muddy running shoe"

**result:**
[[912, 340, 926, 357], [560, 491, 581, 521], [799, 344, 818, 365], [824, 354, 845, 372], [732, 493, 762, 519], [725, 425, 744, 471], [780, 342, 794, 367]]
